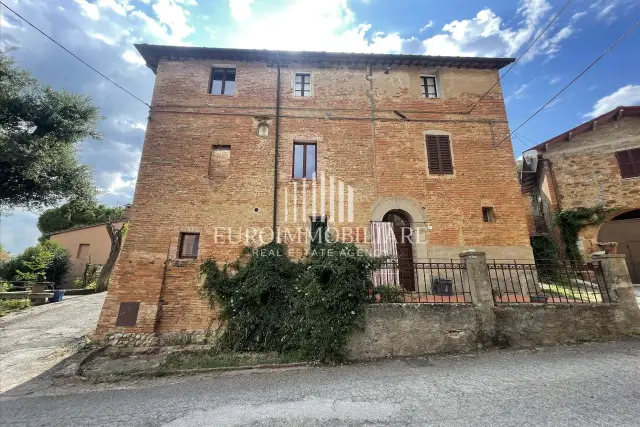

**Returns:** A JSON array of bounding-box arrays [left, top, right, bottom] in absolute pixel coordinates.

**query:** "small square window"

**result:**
[[482, 207, 496, 223], [209, 68, 236, 95], [421, 76, 438, 98], [293, 142, 316, 179], [178, 233, 200, 259], [294, 73, 311, 97]]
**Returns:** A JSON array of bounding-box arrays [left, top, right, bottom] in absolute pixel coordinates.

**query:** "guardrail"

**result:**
[[487, 260, 611, 304], [372, 260, 472, 303]]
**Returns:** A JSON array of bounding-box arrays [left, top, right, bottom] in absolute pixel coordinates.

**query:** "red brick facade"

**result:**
[[96, 47, 532, 337]]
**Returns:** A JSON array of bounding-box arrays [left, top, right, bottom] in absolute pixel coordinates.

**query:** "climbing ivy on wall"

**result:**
[[200, 241, 382, 363], [554, 206, 608, 260]]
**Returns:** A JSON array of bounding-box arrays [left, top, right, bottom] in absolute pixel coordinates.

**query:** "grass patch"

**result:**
[[160, 349, 305, 371], [541, 284, 602, 302], [0, 299, 31, 317]]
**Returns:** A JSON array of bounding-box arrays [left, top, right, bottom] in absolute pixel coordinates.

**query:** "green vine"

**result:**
[[200, 241, 382, 363], [553, 206, 608, 260]]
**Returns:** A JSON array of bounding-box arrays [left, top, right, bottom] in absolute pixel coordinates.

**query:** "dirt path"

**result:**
[[0, 293, 105, 393]]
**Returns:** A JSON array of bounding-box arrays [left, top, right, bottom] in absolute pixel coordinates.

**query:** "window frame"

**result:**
[[420, 75, 440, 99], [293, 72, 312, 97], [482, 207, 496, 223], [209, 67, 236, 96], [292, 141, 317, 179], [425, 134, 454, 175], [615, 148, 640, 179], [309, 215, 328, 248], [178, 232, 200, 259]]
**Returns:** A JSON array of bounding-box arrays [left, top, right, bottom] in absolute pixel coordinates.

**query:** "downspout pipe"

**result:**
[[272, 61, 281, 239]]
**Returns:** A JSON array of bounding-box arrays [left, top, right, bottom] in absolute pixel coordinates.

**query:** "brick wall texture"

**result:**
[[96, 56, 533, 336]]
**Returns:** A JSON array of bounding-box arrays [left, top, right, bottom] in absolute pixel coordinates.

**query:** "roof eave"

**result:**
[[525, 105, 640, 154], [134, 44, 515, 75]]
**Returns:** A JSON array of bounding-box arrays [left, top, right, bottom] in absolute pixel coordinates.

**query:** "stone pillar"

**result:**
[[459, 251, 495, 347], [592, 254, 637, 307]]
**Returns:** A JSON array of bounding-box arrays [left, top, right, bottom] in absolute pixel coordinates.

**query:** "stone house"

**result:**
[[96, 45, 533, 337], [521, 106, 640, 283]]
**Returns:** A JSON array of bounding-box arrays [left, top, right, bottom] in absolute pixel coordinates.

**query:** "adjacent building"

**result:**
[[96, 45, 533, 337], [521, 106, 640, 283]]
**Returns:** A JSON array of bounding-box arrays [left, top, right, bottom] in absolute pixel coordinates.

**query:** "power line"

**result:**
[[495, 19, 640, 148], [515, 132, 538, 146], [0, 2, 151, 108], [467, 0, 574, 114]]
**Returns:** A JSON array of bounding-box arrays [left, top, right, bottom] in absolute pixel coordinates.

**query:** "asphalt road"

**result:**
[[0, 293, 105, 393], [2, 340, 639, 426]]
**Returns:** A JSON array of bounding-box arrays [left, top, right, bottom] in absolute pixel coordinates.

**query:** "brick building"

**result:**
[[96, 45, 533, 337], [521, 106, 640, 283]]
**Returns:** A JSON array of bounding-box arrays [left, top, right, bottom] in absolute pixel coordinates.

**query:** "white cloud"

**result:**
[[419, 21, 434, 32], [542, 97, 562, 111], [89, 32, 118, 46], [122, 49, 146, 65], [73, 0, 100, 20], [104, 172, 137, 196], [514, 83, 529, 98], [220, 0, 403, 53], [421, 0, 561, 59], [204, 26, 216, 40], [571, 11, 587, 22], [150, 0, 196, 40], [591, 0, 619, 24], [97, 0, 135, 17], [585, 85, 640, 118], [229, 0, 255, 22], [548, 76, 561, 84]]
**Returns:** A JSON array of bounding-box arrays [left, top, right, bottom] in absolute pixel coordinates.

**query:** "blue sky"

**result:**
[[1, 0, 639, 254]]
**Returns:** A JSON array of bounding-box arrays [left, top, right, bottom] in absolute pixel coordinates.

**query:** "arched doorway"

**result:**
[[598, 209, 640, 283], [383, 210, 415, 290]]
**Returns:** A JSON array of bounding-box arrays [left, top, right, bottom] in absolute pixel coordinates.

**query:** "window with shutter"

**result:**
[[426, 135, 454, 174], [615, 148, 640, 178]]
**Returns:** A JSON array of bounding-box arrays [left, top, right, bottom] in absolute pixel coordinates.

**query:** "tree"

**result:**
[[2, 241, 71, 288], [37, 200, 124, 234], [95, 222, 128, 292], [0, 52, 101, 211]]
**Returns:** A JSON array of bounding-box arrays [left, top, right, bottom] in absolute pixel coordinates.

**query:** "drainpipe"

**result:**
[[272, 61, 282, 239], [365, 64, 378, 195]]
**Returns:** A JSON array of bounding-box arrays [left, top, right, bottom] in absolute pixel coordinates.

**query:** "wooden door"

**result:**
[[384, 211, 415, 291]]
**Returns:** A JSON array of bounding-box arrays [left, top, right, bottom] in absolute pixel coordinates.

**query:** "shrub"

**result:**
[[373, 285, 404, 303], [0, 299, 31, 317], [3, 241, 71, 288], [201, 241, 382, 362]]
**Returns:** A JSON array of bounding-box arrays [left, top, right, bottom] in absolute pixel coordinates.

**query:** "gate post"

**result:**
[[459, 250, 495, 348], [592, 254, 637, 307]]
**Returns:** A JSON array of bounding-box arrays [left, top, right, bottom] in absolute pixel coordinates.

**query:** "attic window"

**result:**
[[294, 73, 311, 97], [209, 68, 236, 95], [421, 76, 438, 98]]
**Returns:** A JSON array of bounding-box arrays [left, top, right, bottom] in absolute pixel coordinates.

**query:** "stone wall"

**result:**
[[493, 304, 640, 348], [347, 304, 478, 359], [534, 116, 640, 255]]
